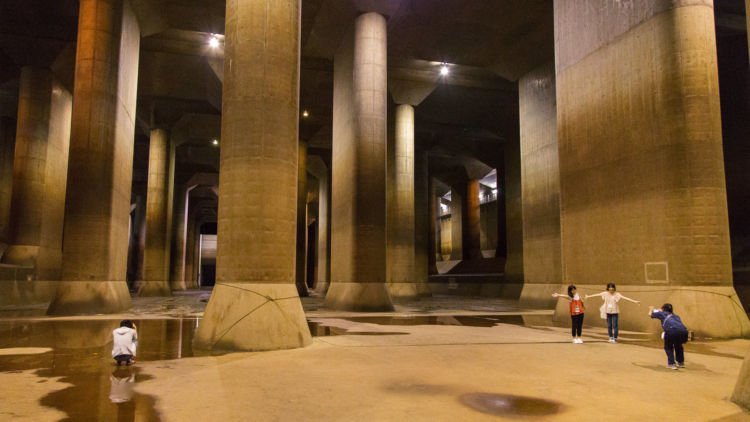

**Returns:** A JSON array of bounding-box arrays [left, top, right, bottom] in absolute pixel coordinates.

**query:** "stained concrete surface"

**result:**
[[0, 295, 749, 420]]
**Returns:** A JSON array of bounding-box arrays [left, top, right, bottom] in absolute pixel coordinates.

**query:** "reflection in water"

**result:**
[[460, 392, 562, 418], [0, 318, 198, 421], [110, 367, 136, 403], [342, 315, 526, 327]]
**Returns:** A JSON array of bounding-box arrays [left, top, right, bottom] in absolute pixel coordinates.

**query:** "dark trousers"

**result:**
[[664, 330, 688, 365], [571, 314, 584, 337], [606, 313, 619, 339]]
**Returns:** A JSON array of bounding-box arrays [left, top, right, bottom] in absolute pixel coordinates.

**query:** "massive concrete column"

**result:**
[[504, 137, 524, 284], [428, 177, 439, 274], [47, 0, 140, 315], [0, 117, 15, 243], [295, 140, 309, 297], [495, 160, 507, 260], [169, 184, 189, 290], [195, 0, 311, 351], [518, 63, 562, 308], [386, 104, 418, 297], [553, 0, 749, 336], [307, 158, 330, 293], [449, 184, 465, 260], [414, 149, 430, 293], [139, 128, 172, 296], [4, 67, 72, 285], [327, 12, 393, 311], [462, 179, 482, 260]]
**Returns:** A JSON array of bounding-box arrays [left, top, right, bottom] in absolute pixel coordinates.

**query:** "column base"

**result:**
[[552, 285, 750, 338], [325, 282, 394, 311], [519, 283, 564, 308], [194, 283, 311, 352], [47, 281, 132, 315], [137, 281, 172, 297], [1, 245, 39, 267], [387, 282, 431, 299]]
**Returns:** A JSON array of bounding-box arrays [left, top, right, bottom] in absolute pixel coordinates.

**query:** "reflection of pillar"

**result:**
[[0, 117, 15, 242], [327, 12, 394, 311], [463, 179, 482, 260], [387, 104, 417, 298], [450, 184, 464, 260], [195, 0, 311, 351], [140, 128, 171, 296], [315, 171, 330, 291], [4, 67, 71, 282], [295, 140, 309, 297], [48, 0, 141, 314], [414, 150, 430, 294], [428, 178, 439, 273]]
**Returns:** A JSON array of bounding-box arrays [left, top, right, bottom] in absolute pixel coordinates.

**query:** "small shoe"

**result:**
[[578, 338, 584, 344], [667, 364, 678, 370], [572, 338, 578, 344], [608, 338, 615, 343], [676, 363, 685, 368]]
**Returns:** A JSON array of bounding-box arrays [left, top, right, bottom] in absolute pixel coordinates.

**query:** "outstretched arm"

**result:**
[[552, 293, 572, 301], [620, 294, 640, 305], [584, 292, 604, 299]]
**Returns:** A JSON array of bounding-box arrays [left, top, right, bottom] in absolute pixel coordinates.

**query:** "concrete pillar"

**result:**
[[0, 117, 15, 243], [184, 202, 198, 289], [428, 178, 439, 274], [47, 0, 140, 315], [449, 184, 464, 260], [139, 128, 172, 296], [553, 0, 749, 337], [170, 184, 189, 290], [504, 137, 524, 284], [518, 63, 562, 308], [326, 12, 393, 311], [387, 104, 418, 298], [4, 67, 72, 284], [315, 171, 330, 292], [495, 161, 507, 260], [746, 0, 750, 65], [414, 149, 430, 293], [195, 0, 311, 351], [295, 140, 309, 297], [462, 179, 482, 260]]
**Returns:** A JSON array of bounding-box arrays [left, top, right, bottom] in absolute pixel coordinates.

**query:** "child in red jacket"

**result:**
[[553, 284, 585, 344]]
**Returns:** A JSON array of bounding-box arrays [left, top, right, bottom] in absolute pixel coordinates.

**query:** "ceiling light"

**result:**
[[440, 64, 449, 76], [212, 139, 219, 146], [302, 110, 309, 118], [209, 35, 220, 49]]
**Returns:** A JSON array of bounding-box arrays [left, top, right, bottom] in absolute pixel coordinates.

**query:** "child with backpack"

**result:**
[[649, 303, 689, 370], [553, 284, 586, 344]]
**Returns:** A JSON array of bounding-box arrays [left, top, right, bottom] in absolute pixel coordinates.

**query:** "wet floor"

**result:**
[[0, 318, 198, 421], [459, 393, 563, 418]]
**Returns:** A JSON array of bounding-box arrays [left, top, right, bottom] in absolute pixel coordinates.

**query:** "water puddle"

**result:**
[[459, 393, 562, 418], [307, 321, 409, 337], [0, 318, 198, 421], [342, 315, 526, 327]]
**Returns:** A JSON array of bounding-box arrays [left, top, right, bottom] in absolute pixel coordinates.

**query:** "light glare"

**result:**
[[209, 35, 220, 48]]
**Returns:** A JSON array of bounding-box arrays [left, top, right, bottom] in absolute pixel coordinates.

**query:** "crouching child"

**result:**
[[649, 304, 688, 370], [112, 320, 138, 366]]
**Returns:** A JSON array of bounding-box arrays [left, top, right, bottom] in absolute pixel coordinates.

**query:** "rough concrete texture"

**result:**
[[553, 2, 747, 333], [3, 67, 71, 289], [518, 63, 561, 308], [504, 137, 524, 283], [48, 0, 140, 315], [428, 178, 439, 274], [169, 184, 189, 290], [734, 346, 750, 410], [196, 0, 311, 350], [387, 104, 418, 298], [0, 117, 15, 243], [194, 283, 311, 351], [327, 12, 394, 311], [463, 179, 482, 260], [140, 128, 172, 296]]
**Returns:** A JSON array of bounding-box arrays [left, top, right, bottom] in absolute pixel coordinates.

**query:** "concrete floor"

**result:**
[[0, 294, 749, 421]]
